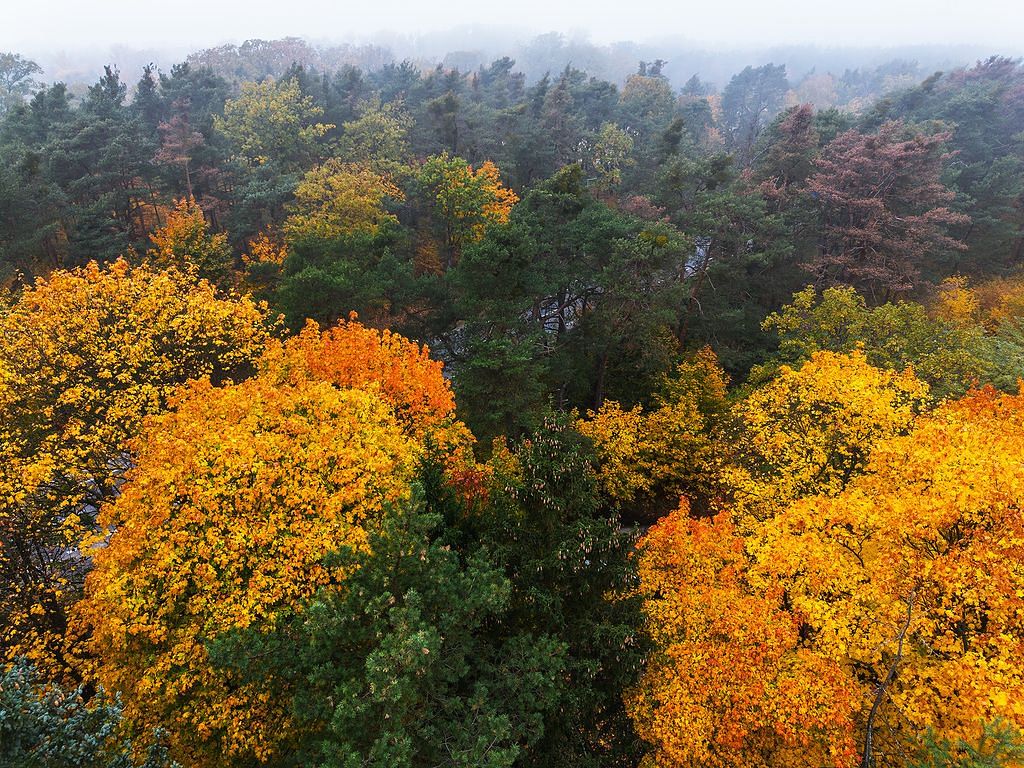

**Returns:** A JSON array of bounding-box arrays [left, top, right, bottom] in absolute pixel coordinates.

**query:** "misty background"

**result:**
[[4, 0, 1019, 95]]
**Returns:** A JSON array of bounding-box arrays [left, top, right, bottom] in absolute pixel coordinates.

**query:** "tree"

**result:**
[[806, 121, 969, 298], [867, 58, 1024, 273], [264, 318, 463, 440], [76, 371, 420, 767], [577, 347, 728, 517], [474, 415, 647, 767], [336, 97, 412, 172], [653, 151, 799, 376], [0, 260, 273, 680], [417, 153, 518, 269], [204, 414, 644, 768], [208, 480, 561, 768], [911, 721, 1024, 768], [630, 386, 1024, 768], [45, 66, 159, 264], [75, 318, 467, 765], [213, 78, 333, 168], [283, 160, 403, 243], [146, 197, 234, 283], [0, 658, 176, 768], [720, 64, 789, 166], [627, 502, 859, 768], [154, 103, 205, 199], [619, 71, 676, 141], [582, 122, 635, 196], [758, 285, 1004, 400], [752, 386, 1024, 758], [753, 104, 819, 210], [724, 349, 927, 521], [450, 164, 689, 441], [0, 52, 42, 115]]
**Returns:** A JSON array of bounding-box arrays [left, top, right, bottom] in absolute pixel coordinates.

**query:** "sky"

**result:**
[[3, 0, 1020, 54]]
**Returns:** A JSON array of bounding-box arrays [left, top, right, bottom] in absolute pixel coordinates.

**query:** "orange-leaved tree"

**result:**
[[631, 386, 1024, 767], [0, 259, 273, 679], [75, 318, 469, 766], [147, 197, 234, 284], [262, 316, 463, 441], [627, 500, 859, 768]]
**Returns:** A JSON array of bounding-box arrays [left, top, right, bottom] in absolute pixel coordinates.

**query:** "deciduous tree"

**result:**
[[0, 260, 272, 679], [283, 160, 403, 243], [146, 197, 234, 283], [77, 375, 419, 766], [751, 387, 1024, 756], [577, 347, 728, 516], [627, 501, 859, 768], [725, 349, 927, 521], [417, 153, 518, 269], [214, 78, 333, 168], [806, 121, 968, 298]]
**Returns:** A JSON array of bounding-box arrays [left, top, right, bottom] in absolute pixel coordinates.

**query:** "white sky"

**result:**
[[3, 0, 1019, 53]]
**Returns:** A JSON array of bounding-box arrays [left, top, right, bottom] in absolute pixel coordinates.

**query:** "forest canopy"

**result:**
[[2, 34, 1024, 768]]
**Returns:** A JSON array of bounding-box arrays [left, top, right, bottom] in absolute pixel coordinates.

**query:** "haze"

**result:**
[[5, 0, 1019, 55]]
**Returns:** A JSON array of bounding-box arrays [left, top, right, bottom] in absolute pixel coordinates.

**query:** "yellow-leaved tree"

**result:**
[[417, 153, 518, 269], [75, 319, 470, 766], [214, 77, 333, 169], [77, 377, 417, 765], [749, 386, 1024, 758], [283, 160, 403, 243], [724, 349, 927, 522], [577, 347, 728, 515], [0, 259, 273, 679]]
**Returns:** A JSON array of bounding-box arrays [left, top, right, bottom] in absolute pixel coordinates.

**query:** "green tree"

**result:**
[[757, 285, 1006, 399], [0, 52, 42, 115], [214, 78, 333, 169], [911, 721, 1024, 768], [211, 486, 560, 768], [337, 97, 412, 172], [720, 64, 789, 166], [209, 416, 644, 768], [0, 659, 176, 768], [451, 165, 687, 440]]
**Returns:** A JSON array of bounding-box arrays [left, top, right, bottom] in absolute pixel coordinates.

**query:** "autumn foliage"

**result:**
[[807, 120, 969, 297], [628, 501, 859, 768], [147, 197, 234, 283], [4, 48, 1024, 768], [751, 387, 1024, 747], [418, 153, 518, 268], [75, 317, 466, 766], [76, 376, 418, 765], [283, 160, 403, 242], [263, 316, 461, 439], [578, 347, 728, 513], [0, 259, 272, 677], [630, 384, 1024, 767], [724, 349, 927, 520]]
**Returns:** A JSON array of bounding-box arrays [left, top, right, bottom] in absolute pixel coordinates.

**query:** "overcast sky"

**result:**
[[4, 0, 1018, 54]]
